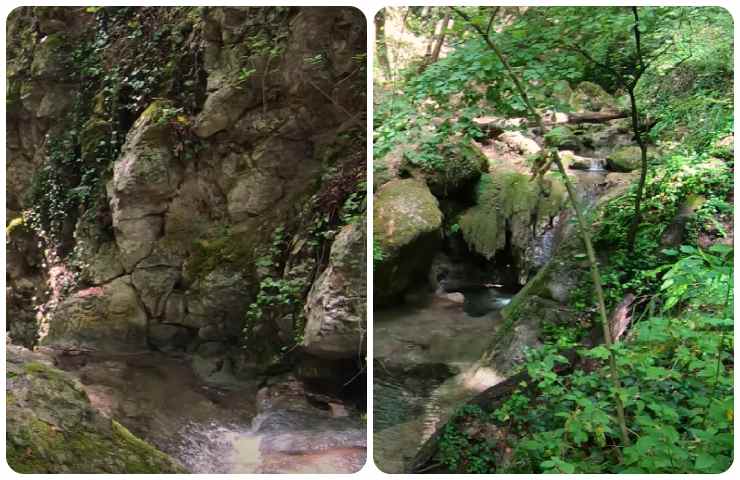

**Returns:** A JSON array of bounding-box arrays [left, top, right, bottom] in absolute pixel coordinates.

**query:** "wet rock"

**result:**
[[6, 345, 186, 473], [559, 150, 606, 171], [303, 221, 366, 359], [444, 292, 465, 304], [191, 352, 242, 387], [374, 179, 443, 306]]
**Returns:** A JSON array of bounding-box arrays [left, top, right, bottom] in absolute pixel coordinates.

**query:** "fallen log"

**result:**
[[562, 110, 629, 124], [409, 349, 579, 473]]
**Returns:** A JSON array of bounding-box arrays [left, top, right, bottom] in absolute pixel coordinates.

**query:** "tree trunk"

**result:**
[[374, 10, 391, 81], [430, 10, 451, 64], [626, 7, 649, 249]]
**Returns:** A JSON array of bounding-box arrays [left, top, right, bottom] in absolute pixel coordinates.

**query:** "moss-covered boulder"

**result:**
[[544, 125, 582, 150], [570, 81, 617, 112], [549, 79, 574, 109], [6, 346, 186, 473], [606, 145, 652, 172], [374, 179, 443, 306], [459, 172, 567, 264], [401, 138, 487, 198]]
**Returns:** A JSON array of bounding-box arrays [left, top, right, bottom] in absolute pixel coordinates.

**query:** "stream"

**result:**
[[373, 160, 615, 473], [54, 352, 366, 473], [373, 289, 513, 473]]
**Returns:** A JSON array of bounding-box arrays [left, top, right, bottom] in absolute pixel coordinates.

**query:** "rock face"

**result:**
[[374, 179, 443, 306], [6, 7, 366, 366], [475, 171, 637, 376], [6, 345, 186, 473], [107, 101, 185, 271], [303, 221, 367, 358]]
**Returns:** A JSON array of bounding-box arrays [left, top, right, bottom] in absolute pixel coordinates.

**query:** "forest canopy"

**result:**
[[374, 6, 733, 474]]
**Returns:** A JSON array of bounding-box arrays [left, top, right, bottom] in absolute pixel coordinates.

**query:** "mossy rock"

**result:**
[[570, 81, 617, 112], [459, 172, 567, 261], [374, 178, 443, 305], [544, 125, 582, 150], [401, 138, 487, 198], [80, 117, 111, 164], [6, 347, 186, 473], [549, 79, 574, 110], [29, 33, 67, 78], [606, 145, 653, 172]]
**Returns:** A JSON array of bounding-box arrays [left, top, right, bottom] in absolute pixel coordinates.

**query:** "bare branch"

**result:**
[[485, 6, 501, 36]]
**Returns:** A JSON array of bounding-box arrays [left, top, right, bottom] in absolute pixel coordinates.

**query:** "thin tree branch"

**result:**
[[485, 6, 501, 36], [453, 4, 632, 450]]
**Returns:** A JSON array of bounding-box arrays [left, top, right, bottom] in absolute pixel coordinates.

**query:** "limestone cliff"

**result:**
[[6, 7, 366, 380]]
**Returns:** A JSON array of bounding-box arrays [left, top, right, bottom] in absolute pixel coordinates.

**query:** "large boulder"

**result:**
[[6, 345, 186, 473], [606, 145, 655, 172], [374, 179, 443, 306], [569, 81, 618, 112], [41, 277, 148, 351], [303, 220, 366, 358], [459, 172, 567, 281], [401, 138, 488, 198], [544, 125, 582, 151], [498, 131, 541, 156]]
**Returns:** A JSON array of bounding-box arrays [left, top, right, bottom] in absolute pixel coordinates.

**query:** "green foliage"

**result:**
[[244, 226, 309, 345], [340, 181, 367, 225], [593, 152, 732, 309], [372, 239, 385, 270], [380, 6, 733, 474], [441, 244, 733, 473], [438, 405, 498, 473], [24, 7, 206, 254]]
